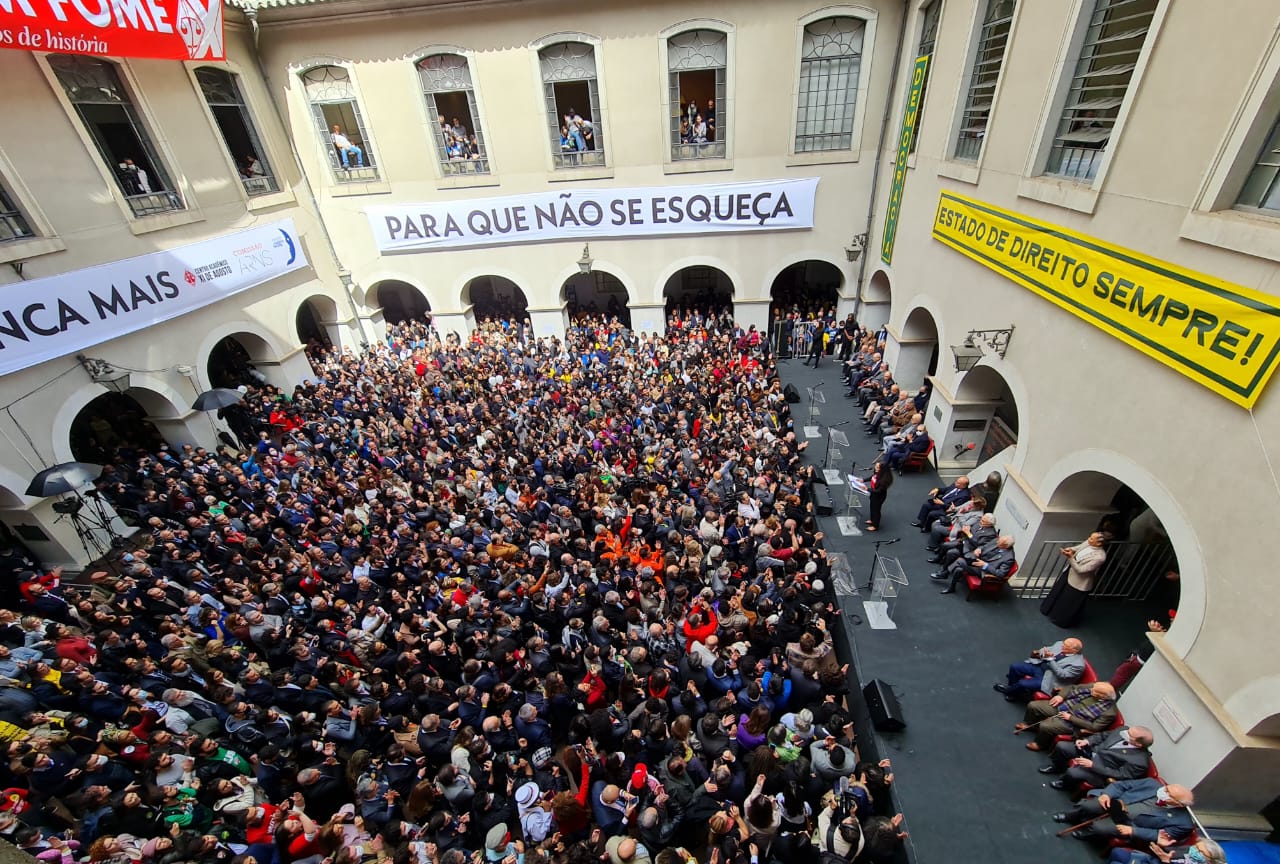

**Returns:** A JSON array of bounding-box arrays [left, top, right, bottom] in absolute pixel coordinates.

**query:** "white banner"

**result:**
[[0, 219, 308, 377], [366, 177, 820, 253]]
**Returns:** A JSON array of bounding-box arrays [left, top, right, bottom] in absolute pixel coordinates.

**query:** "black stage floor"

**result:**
[[778, 354, 1156, 864]]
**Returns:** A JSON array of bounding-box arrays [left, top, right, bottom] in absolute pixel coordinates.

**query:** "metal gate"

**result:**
[[1013, 539, 1176, 600]]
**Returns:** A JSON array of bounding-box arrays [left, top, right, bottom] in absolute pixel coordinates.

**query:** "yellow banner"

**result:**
[[932, 191, 1280, 408]]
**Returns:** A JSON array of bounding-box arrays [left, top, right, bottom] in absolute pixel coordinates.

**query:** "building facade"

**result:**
[[869, 0, 1280, 819], [0, 0, 1277, 824]]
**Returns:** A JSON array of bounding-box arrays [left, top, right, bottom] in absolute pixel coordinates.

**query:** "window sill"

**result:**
[[437, 174, 500, 191], [936, 159, 981, 185], [663, 158, 734, 176], [246, 189, 297, 212], [1016, 175, 1099, 216], [907, 152, 918, 170], [0, 235, 66, 265], [127, 208, 205, 237], [785, 151, 860, 167], [547, 166, 615, 183], [1180, 208, 1280, 264], [328, 179, 392, 198]]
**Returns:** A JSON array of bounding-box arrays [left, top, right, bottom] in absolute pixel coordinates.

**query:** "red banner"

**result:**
[[0, 0, 224, 61]]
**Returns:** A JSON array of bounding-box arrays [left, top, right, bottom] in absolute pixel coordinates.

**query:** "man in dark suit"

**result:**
[[1054, 778, 1195, 846], [1041, 725, 1154, 792], [938, 535, 1015, 594], [912, 477, 971, 531], [929, 512, 997, 571]]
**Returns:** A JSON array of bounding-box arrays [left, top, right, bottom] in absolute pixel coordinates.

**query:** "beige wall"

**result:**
[[249, 0, 906, 325], [869, 0, 1280, 806]]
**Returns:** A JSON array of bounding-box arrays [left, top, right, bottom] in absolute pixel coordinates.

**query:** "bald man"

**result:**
[[994, 637, 1086, 702], [1054, 779, 1194, 846], [1043, 725, 1154, 792], [1018, 681, 1118, 751]]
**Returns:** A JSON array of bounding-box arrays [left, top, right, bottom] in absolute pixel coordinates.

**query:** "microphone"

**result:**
[[829, 420, 854, 427], [883, 537, 902, 545], [954, 441, 976, 455]]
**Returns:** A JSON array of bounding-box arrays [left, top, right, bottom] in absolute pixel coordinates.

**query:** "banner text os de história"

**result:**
[[0, 0, 224, 61], [932, 191, 1280, 409]]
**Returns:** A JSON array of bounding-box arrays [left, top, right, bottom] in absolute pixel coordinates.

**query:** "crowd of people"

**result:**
[[0, 316, 914, 864], [676, 100, 717, 146], [437, 115, 485, 166]]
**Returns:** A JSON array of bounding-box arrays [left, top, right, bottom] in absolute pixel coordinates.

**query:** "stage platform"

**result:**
[[779, 354, 1156, 864]]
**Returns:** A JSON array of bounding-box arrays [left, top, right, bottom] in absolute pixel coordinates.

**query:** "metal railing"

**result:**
[[126, 191, 184, 217], [334, 166, 380, 183], [241, 175, 279, 197], [0, 210, 33, 242], [1047, 145, 1106, 182], [442, 157, 490, 175], [1012, 539, 1176, 601], [673, 140, 727, 160], [553, 150, 606, 169]]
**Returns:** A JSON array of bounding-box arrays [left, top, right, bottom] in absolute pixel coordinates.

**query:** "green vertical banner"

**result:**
[[881, 54, 930, 265]]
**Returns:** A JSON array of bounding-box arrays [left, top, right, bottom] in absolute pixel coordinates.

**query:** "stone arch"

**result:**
[[61, 386, 167, 464], [0, 466, 33, 509], [658, 258, 739, 320], [369, 280, 431, 326], [1039, 449, 1206, 660], [462, 275, 529, 324], [892, 304, 941, 388], [865, 266, 892, 304], [200, 324, 286, 391], [560, 268, 632, 327], [861, 266, 892, 331], [952, 362, 1021, 467], [296, 294, 342, 349], [766, 257, 844, 323]]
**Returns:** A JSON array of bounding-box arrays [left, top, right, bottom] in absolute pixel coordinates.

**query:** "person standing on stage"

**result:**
[[865, 460, 894, 533], [1041, 531, 1108, 627]]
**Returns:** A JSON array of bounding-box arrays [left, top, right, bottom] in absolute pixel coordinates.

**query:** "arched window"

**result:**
[[417, 54, 489, 175], [0, 185, 32, 242], [301, 65, 377, 181], [796, 17, 864, 153], [48, 55, 183, 217], [668, 29, 728, 160], [539, 42, 605, 169], [195, 67, 277, 196]]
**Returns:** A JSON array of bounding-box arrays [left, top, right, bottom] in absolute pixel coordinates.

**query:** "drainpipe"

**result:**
[[853, 0, 910, 323], [244, 7, 371, 347]]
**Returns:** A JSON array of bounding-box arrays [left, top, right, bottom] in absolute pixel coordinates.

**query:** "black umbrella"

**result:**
[[192, 388, 245, 412], [25, 462, 104, 497]]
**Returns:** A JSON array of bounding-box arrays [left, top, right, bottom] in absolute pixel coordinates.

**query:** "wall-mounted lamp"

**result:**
[[950, 327, 1015, 372], [577, 244, 593, 275], [76, 355, 131, 393], [844, 233, 869, 263]]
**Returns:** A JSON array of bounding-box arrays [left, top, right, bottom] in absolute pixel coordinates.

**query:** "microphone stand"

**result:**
[[864, 536, 902, 593]]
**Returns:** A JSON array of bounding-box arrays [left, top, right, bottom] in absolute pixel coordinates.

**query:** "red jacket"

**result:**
[[682, 607, 719, 651]]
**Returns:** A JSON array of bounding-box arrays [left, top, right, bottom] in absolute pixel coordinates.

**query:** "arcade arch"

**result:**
[[662, 265, 734, 318], [68, 391, 168, 463], [296, 295, 341, 349], [768, 260, 842, 326], [371, 280, 431, 325], [561, 270, 631, 327], [463, 276, 528, 324], [206, 331, 279, 389], [953, 364, 1018, 464], [895, 306, 940, 389]]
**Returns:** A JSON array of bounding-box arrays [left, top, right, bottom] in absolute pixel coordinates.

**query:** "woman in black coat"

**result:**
[[865, 460, 894, 533]]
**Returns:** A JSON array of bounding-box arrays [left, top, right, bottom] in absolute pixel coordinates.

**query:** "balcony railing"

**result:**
[[242, 174, 279, 197], [1010, 539, 1176, 601], [672, 140, 727, 161], [334, 166, 380, 183], [126, 191, 184, 218], [553, 150, 606, 169], [1047, 142, 1107, 182], [0, 210, 33, 242], [441, 158, 490, 176]]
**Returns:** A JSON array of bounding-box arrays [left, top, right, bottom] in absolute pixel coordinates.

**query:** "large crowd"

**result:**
[[0, 315, 912, 864]]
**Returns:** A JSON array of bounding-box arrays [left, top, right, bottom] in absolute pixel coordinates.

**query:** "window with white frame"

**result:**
[[48, 55, 183, 218], [0, 184, 33, 242], [1045, 0, 1157, 182], [418, 54, 489, 175], [668, 29, 728, 160], [795, 17, 864, 153], [907, 0, 942, 155], [301, 65, 378, 181], [195, 67, 277, 197], [1236, 114, 1280, 213], [540, 42, 605, 169], [954, 0, 1015, 161]]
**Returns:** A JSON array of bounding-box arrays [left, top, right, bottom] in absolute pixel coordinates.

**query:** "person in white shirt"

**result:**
[[330, 125, 365, 168]]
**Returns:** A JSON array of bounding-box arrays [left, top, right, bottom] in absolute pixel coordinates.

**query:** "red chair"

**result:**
[[899, 440, 934, 474], [965, 561, 1017, 601], [1033, 660, 1099, 701]]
